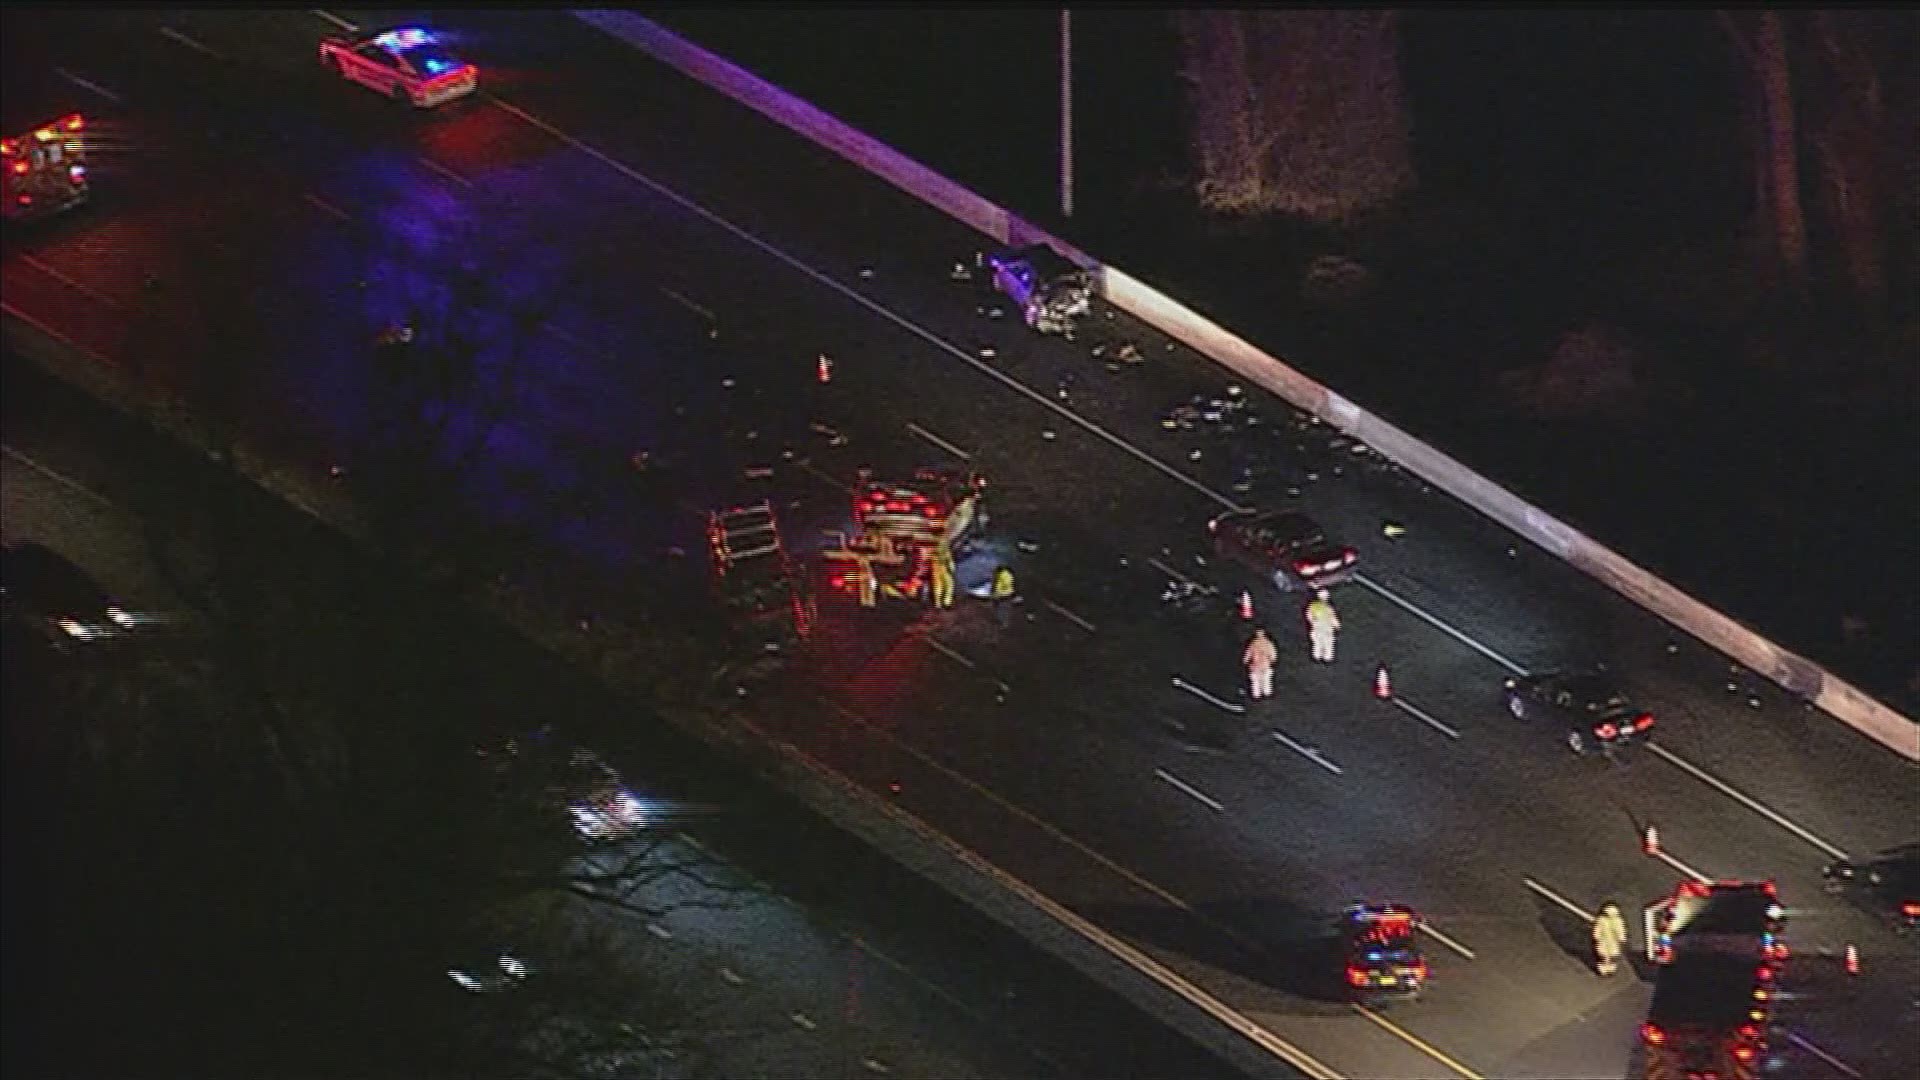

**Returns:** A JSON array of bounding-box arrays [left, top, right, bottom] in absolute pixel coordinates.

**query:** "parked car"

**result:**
[[1209, 508, 1357, 594], [1503, 667, 1656, 756]]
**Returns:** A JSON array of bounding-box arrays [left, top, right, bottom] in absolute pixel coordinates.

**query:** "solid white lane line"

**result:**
[[56, 68, 123, 104], [1171, 675, 1245, 714], [905, 421, 971, 462], [3, 445, 119, 510], [1356, 572, 1528, 676], [1391, 696, 1460, 740], [1644, 741, 1851, 862], [1270, 730, 1344, 776], [302, 191, 351, 220], [1786, 1032, 1863, 1079], [19, 254, 120, 308], [484, 92, 1242, 514], [1148, 556, 1200, 587], [1523, 878, 1595, 923], [1154, 768, 1224, 812], [1419, 921, 1476, 961], [1042, 598, 1097, 634], [658, 286, 714, 321], [308, 8, 359, 32], [819, 697, 1220, 925], [157, 26, 223, 59], [1651, 847, 1712, 885], [922, 634, 976, 670], [417, 156, 473, 188]]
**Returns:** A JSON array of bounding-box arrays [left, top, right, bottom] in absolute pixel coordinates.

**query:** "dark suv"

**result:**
[[1503, 667, 1655, 756]]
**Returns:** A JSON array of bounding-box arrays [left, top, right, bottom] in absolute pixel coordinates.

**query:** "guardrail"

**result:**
[[571, 9, 1918, 762]]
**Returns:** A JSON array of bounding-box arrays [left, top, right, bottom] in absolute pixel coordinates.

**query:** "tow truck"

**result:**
[[1640, 879, 1786, 1080], [820, 467, 986, 606], [2, 76, 89, 221], [707, 500, 814, 648]]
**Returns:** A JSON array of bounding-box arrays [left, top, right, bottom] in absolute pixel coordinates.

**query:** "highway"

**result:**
[[2, 353, 1248, 1080], [5, 8, 1915, 1078]]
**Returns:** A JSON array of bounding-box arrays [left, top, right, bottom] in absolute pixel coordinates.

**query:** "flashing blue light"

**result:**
[[422, 58, 451, 75], [373, 27, 434, 50]]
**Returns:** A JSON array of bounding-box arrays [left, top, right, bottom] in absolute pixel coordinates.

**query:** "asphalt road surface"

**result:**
[[5, 8, 1916, 1079], [1, 353, 1250, 1080]]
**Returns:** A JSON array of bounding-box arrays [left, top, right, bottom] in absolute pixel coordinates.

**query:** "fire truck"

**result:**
[[2, 88, 88, 222], [820, 467, 986, 606], [706, 500, 814, 647], [1639, 879, 1787, 1080]]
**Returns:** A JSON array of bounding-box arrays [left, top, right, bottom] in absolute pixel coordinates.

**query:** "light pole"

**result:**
[[1059, 7, 1074, 220]]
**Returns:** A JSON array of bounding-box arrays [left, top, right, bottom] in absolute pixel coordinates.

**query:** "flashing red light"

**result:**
[[1732, 1045, 1755, 1064], [1680, 880, 1710, 898], [1294, 560, 1319, 576], [1411, 960, 1428, 980], [1640, 1023, 1666, 1047], [15, 194, 30, 206], [1739, 1024, 1760, 1040], [63, 113, 84, 131], [1343, 549, 1357, 564], [68, 164, 85, 182], [0, 139, 15, 156], [1755, 965, 1774, 981], [1762, 880, 1777, 896], [9, 160, 26, 175], [1597, 723, 1619, 740], [1346, 967, 1368, 987], [1633, 712, 1655, 730], [1901, 901, 1920, 917]]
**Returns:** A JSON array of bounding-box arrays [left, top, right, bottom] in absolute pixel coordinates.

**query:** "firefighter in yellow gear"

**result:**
[[990, 565, 1017, 627], [930, 542, 957, 609], [1593, 902, 1629, 976], [851, 552, 878, 608]]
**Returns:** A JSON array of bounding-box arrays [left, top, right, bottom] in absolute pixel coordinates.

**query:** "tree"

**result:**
[[1175, 10, 1415, 223]]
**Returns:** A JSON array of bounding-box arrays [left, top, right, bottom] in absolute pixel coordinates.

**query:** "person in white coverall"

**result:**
[[1593, 902, 1629, 976], [1244, 628, 1279, 700], [1305, 589, 1341, 662]]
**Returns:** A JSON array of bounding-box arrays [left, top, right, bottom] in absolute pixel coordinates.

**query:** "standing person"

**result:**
[[990, 564, 1017, 628], [1243, 628, 1279, 700], [1593, 902, 1629, 977], [1305, 589, 1341, 663], [930, 541, 957, 610]]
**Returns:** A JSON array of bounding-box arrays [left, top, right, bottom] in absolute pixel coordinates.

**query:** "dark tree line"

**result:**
[[1176, 9, 1919, 318]]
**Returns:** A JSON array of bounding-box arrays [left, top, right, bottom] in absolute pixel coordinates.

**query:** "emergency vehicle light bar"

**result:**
[[374, 27, 435, 49]]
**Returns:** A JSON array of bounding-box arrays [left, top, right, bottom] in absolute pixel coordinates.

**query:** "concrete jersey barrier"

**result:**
[[570, 10, 1917, 760]]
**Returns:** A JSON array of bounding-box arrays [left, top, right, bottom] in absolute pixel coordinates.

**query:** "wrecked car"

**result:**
[[978, 244, 1093, 335]]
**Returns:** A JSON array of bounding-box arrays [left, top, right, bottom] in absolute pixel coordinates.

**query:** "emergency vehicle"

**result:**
[[707, 499, 814, 646], [1341, 904, 1429, 1004], [318, 27, 478, 109], [2, 94, 88, 222], [1640, 879, 1786, 1080], [821, 467, 985, 606]]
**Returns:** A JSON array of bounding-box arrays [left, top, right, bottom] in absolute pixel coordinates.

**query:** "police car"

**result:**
[[1502, 666, 1655, 756], [1341, 904, 1428, 1004], [318, 27, 478, 108]]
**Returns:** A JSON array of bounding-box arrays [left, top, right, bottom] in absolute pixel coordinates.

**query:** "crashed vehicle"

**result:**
[[708, 499, 815, 648], [979, 244, 1093, 335], [819, 467, 988, 607]]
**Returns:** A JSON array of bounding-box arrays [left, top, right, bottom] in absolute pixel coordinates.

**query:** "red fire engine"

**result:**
[[2, 110, 87, 221], [822, 467, 985, 605]]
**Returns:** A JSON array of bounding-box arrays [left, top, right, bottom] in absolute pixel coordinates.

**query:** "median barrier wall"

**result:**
[[572, 9, 1919, 761]]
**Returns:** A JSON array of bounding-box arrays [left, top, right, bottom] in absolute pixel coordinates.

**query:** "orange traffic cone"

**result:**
[[1238, 590, 1254, 620], [1844, 944, 1860, 975], [1643, 825, 1661, 856], [1373, 665, 1392, 699], [817, 353, 834, 383]]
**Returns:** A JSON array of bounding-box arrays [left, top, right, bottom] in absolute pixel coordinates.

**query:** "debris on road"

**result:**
[[949, 261, 973, 283], [1041, 429, 1057, 441], [858, 266, 875, 279], [978, 345, 997, 359], [1382, 521, 1407, 539]]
